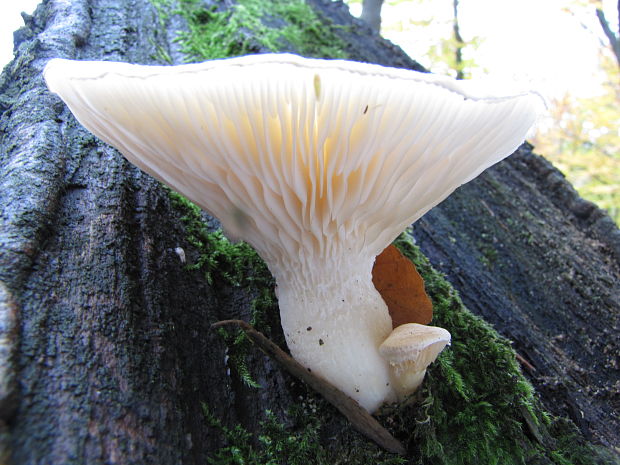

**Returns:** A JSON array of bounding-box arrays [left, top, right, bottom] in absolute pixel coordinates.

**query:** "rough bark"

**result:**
[[1, 1, 289, 463], [0, 0, 618, 463]]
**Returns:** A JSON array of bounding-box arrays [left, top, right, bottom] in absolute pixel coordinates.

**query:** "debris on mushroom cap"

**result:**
[[43, 54, 543, 413], [380, 323, 451, 399]]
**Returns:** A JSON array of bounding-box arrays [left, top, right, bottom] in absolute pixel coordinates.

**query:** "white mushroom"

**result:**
[[379, 323, 451, 400], [44, 54, 543, 412]]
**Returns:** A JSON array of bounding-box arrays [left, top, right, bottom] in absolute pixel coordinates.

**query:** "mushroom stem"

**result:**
[[272, 253, 395, 413], [390, 368, 427, 400]]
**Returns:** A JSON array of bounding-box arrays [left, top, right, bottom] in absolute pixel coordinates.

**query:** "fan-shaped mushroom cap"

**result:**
[[44, 54, 543, 412], [43, 54, 543, 262], [379, 323, 451, 399]]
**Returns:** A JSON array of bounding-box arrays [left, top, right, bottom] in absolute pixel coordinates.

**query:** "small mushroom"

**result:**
[[44, 54, 542, 412], [379, 323, 451, 400]]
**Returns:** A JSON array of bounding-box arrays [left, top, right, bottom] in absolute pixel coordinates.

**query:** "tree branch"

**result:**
[[453, 0, 464, 80], [596, 6, 620, 67]]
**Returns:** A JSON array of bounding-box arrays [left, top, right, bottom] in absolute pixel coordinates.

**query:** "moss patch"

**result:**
[[393, 233, 538, 463], [152, 0, 347, 61], [202, 402, 407, 465]]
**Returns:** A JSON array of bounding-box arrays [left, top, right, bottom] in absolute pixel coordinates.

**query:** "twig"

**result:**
[[211, 319, 406, 455], [515, 353, 536, 373]]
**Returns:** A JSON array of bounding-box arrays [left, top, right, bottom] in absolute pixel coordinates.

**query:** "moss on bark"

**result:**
[[151, 0, 348, 60]]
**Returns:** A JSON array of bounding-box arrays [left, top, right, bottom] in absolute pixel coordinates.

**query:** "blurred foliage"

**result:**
[[535, 0, 619, 225], [346, 0, 483, 78], [532, 51, 620, 225]]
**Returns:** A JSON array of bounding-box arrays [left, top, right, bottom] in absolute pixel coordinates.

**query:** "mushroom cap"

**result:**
[[379, 323, 451, 373], [43, 54, 544, 271]]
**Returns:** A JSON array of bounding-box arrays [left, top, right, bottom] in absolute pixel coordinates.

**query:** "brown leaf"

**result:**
[[372, 244, 433, 328]]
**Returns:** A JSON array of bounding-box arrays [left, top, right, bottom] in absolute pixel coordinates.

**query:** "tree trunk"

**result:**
[[360, 0, 384, 33], [1, 0, 618, 463], [453, 0, 464, 79]]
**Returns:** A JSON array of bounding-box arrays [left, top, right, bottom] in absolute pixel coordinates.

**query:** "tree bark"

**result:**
[[360, 0, 384, 33], [1, 1, 286, 463], [1, 0, 618, 463]]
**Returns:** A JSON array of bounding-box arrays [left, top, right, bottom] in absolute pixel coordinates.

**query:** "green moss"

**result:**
[[152, 0, 347, 61], [202, 403, 329, 465], [202, 403, 406, 465], [168, 191, 272, 290]]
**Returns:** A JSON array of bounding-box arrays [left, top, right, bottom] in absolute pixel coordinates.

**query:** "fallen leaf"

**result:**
[[372, 244, 433, 328]]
